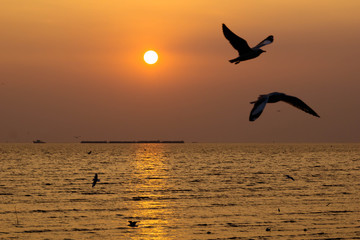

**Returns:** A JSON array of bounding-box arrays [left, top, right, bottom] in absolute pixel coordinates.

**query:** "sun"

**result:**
[[144, 50, 158, 64]]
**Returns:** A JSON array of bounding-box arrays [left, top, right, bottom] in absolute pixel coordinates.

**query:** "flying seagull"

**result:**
[[222, 23, 273, 64], [249, 92, 320, 121], [285, 175, 295, 181], [128, 221, 139, 227], [92, 173, 100, 187]]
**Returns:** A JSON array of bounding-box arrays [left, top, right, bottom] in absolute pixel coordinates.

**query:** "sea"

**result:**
[[0, 143, 359, 240]]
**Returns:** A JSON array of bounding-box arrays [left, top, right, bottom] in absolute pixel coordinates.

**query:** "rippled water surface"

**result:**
[[1, 143, 360, 239]]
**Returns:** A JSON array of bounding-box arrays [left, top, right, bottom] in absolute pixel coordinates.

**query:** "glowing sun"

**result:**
[[144, 50, 158, 64]]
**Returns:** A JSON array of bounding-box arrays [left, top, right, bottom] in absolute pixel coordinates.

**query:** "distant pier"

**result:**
[[81, 140, 184, 144], [80, 140, 107, 143]]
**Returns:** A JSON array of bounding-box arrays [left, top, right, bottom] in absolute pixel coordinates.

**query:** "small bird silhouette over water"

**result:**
[[285, 175, 295, 181], [128, 221, 139, 227], [92, 173, 100, 187], [87, 151, 92, 155], [222, 23, 273, 64], [249, 92, 320, 121]]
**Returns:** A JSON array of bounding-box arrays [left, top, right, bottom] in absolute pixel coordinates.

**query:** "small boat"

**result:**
[[33, 140, 46, 143]]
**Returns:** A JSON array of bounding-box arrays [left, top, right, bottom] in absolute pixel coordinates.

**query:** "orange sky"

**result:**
[[1, 1, 359, 142]]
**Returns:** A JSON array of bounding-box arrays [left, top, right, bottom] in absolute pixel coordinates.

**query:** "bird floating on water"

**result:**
[[222, 23, 273, 64], [249, 92, 320, 121], [92, 173, 100, 187], [128, 221, 139, 227]]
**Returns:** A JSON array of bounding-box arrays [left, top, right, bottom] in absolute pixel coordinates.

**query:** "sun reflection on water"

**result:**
[[127, 144, 175, 239]]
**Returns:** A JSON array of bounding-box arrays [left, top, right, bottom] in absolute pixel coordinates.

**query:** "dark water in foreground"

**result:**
[[0, 143, 359, 239]]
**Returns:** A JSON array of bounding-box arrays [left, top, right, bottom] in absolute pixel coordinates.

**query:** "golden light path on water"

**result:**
[[128, 145, 173, 239]]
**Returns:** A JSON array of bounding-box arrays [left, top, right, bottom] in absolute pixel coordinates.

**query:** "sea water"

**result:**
[[0, 143, 359, 239]]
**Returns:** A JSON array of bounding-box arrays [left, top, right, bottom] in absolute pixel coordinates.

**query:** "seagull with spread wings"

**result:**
[[128, 221, 139, 227], [285, 175, 295, 181], [92, 173, 100, 187], [222, 23, 273, 64], [249, 92, 320, 121]]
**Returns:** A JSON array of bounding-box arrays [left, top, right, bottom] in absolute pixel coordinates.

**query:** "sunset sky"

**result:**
[[1, 1, 359, 143]]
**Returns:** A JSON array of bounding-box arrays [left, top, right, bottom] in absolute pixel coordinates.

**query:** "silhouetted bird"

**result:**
[[92, 173, 100, 187], [285, 175, 295, 181], [88, 151, 92, 155], [266, 227, 271, 231], [249, 92, 320, 121], [222, 23, 273, 64], [128, 221, 139, 227]]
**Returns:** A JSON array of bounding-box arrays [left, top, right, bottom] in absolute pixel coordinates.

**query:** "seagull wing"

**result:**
[[249, 95, 269, 121], [280, 95, 320, 118], [222, 24, 251, 55], [253, 35, 274, 49]]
